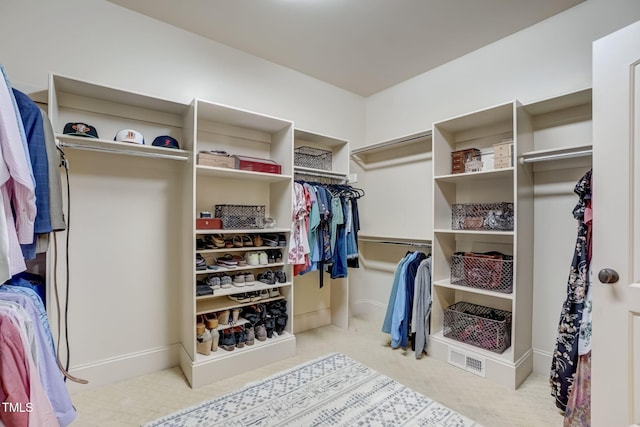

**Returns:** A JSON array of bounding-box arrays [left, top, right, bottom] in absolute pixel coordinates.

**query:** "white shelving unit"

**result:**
[[430, 101, 534, 389], [178, 99, 296, 388]]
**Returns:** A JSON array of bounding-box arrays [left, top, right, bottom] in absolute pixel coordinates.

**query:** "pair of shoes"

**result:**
[[268, 287, 280, 298], [257, 270, 276, 285], [217, 254, 238, 268], [266, 250, 283, 263], [275, 270, 287, 283]]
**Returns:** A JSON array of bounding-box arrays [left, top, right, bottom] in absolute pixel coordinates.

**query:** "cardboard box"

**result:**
[[197, 151, 235, 168]]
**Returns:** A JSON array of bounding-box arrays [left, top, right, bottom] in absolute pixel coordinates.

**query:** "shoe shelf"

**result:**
[[196, 228, 290, 235], [193, 331, 294, 364], [196, 246, 286, 254], [195, 262, 286, 275], [196, 293, 287, 314], [196, 282, 292, 300]]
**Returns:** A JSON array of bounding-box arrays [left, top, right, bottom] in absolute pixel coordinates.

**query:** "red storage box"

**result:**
[[232, 155, 281, 174], [196, 218, 222, 229]]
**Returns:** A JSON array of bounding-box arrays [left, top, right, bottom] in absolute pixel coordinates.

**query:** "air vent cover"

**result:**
[[448, 347, 486, 377]]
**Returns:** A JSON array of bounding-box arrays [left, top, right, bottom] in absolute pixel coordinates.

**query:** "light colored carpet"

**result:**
[[70, 316, 563, 427]]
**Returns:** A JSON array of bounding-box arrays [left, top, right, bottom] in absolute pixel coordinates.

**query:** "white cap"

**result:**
[[114, 129, 144, 145]]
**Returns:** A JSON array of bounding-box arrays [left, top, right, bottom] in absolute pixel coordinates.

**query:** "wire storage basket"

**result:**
[[450, 252, 514, 293], [294, 146, 332, 171], [214, 205, 265, 229], [451, 202, 514, 231], [443, 302, 512, 353]]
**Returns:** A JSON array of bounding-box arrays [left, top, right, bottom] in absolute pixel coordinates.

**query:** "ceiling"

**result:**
[[108, 0, 584, 97]]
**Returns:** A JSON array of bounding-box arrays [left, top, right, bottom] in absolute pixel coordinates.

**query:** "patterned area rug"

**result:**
[[144, 353, 480, 426]]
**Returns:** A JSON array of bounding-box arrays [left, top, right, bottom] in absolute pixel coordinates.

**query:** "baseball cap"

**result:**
[[151, 135, 180, 149], [114, 129, 144, 145], [63, 122, 99, 138]]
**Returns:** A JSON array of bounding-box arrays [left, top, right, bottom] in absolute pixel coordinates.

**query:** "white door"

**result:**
[[592, 19, 640, 427]]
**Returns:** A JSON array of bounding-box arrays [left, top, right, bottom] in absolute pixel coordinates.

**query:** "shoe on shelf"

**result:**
[[242, 235, 253, 247], [232, 308, 241, 324], [205, 274, 221, 289], [210, 328, 219, 352], [245, 324, 255, 345], [258, 270, 276, 285], [245, 251, 259, 266], [278, 235, 287, 247], [275, 270, 287, 284], [233, 326, 247, 348], [252, 234, 264, 247], [275, 313, 288, 336], [218, 309, 231, 325], [228, 293, 249, 303], [212, 234, 226, 248], [197, 329, 212, 355], [233, 235, 243, 248], [255, 323, 267, 342], [264, 316, 276, 338], [196, 315, 206, 335], [246, 291, 262, 302], [217, 254, 239, 267], [232, 274, 245, 287], [269, 287, 281, 298], [274, 250, 283, 263], [259, 289, 270, 300], [220, 274, 233, 289], [225, 239, 234, 248], [233, 255, 247, 266], [219, 330, 235, 351], [196, 254, 208, 270], [204, 312, 218, 329], [196, 238, 207, 250], [263, 234, 278, 247], [258, 251, 269, 265], [267, 250, 276, 264], [244, 272, 255, 286]]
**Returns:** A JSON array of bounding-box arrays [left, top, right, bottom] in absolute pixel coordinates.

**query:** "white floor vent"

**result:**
[[447, 347, 486, 377]]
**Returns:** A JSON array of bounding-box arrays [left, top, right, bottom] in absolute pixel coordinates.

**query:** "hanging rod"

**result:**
[[520, 145, 592, 164], [358, 237, 432, 248], [351, 130, 432, 156], [58, 141, 190, 161]]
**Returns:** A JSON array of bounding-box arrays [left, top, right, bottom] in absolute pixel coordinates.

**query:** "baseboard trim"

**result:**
[[65, 344, 179, 394], [532, 348, 553, 375], [294, 308, 331, 333]]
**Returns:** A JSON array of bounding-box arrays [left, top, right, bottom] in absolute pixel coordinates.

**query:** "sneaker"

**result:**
[[205, 274, 221, 289], [255, 324, 267, 341], [259, 289, 270, 300], [269, 287, 281, 298], [267, 250, 276, 264], [220, 330, 235, 351], [245, 324, 255, 345], [220, 274, 233, 289], [258, 251, 268, 265], [274, 250, 283, 263], [245, 251, 259, 266], [258, 270, 276, 285], [232, 274, 245, 287], [246, 291, 262, 302], [243, 272, 255, 286], [275, 270, 287, 284]]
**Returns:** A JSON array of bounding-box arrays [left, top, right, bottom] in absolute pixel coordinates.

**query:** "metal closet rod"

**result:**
[[58, 141, 189, 161], [358, 237, 432, 248], [520, 148, 592, 164]]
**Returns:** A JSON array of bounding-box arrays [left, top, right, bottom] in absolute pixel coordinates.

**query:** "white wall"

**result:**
[[1, 0, 365, 391], [359, 0, 640, 375]]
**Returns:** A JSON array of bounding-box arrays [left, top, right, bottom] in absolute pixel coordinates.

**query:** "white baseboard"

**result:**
[[294, 308, 332, 333], [65, 345, 179, 394], [532, 348, 553, 375], [351, 299, 386, 323]]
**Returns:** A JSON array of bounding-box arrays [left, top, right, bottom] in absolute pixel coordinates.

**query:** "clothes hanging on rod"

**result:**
[[289, 179, 363, 287], [550, 169, 592, 415], [381, 250, 431, 355], [0, 66, 75, 426]]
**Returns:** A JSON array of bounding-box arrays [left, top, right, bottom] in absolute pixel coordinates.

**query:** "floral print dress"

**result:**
[[550, 169, 592, 413]]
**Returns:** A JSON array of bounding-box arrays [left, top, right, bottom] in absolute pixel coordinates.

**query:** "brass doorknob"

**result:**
[[598, 268, 619, 284]]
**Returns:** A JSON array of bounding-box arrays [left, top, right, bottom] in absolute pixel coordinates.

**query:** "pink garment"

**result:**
[[288, 182, 310, 265], [0, 308, 58, 427], [0, 74, 36, 276], [563, 352, 591, 427]]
